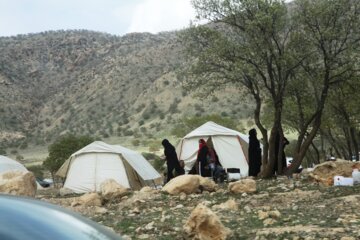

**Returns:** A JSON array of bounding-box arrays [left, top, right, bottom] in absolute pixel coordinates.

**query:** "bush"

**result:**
[[142, 152, 164, 172], [43, 134, 94, 176], [131, 139, 140, 146], [27, 165, 45, 179]]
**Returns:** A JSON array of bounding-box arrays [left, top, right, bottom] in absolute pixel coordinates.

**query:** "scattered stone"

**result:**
[[263, 218, 277, 226], [72, 192, 102, 207], [212, 199, 238, 211], [228, 179, 256, 193], [184, 203, 232, 240], [258, 210, 269, 220], [59, 187, 73, 196], [269, 210, 281, 219]]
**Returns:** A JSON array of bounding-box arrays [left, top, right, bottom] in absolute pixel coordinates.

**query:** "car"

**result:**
[[36, 178, 50, 188], [0, 195, 122, 240]]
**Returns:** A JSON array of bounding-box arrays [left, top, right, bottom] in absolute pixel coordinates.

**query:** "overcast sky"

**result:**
[[0, 0, 197, 37]]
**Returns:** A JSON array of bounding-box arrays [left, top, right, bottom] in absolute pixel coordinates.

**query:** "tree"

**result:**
[[284, 0, 360, 173], [180, 0, 304, 177], [180, 0, 360, 177], [43, 134, 94, 181]]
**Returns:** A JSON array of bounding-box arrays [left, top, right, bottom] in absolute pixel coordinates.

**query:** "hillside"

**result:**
[[0, 30, 254, 160]]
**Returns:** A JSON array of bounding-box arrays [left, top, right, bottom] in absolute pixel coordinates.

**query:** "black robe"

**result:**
[[162, 139, 184, 183], [248, 135, 262, 177]]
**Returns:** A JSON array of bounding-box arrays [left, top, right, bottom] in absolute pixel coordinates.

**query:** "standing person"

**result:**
[[162, 139, 184, 183], [197, 139, 210, 177], [248, 128, 262, 177], [274, 132, 289, 175]]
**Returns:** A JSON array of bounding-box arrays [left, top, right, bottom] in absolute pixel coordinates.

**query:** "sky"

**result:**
[[0, 0, 197, 37]]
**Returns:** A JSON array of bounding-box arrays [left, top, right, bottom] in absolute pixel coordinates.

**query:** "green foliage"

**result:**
[[131, 139, 140, 146], [27, 165, 45, 179], [142, 152, 164, 172], [0, 148, 6, 155], [43, 134, 94, 174]]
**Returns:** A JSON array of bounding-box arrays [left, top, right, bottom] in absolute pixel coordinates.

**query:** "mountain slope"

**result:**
[[0, 30, 253, 151]]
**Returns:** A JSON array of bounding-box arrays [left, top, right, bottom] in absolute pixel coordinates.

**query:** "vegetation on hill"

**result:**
[[0, 29, 254, 158]]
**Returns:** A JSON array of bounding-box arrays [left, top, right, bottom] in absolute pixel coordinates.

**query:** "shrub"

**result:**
[[131, 139, 140, 146]]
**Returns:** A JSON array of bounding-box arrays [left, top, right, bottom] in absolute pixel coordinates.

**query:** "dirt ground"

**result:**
[[36, 176, 360, 240]]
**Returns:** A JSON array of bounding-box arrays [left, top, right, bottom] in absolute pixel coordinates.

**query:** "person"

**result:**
[[207, 145, 217, 174], [211, 148, 225, 182], [273, 131, 289, 175], [248, 128, 262, 177], [162, 139, 184, 183], [197, 139, 210, 177]]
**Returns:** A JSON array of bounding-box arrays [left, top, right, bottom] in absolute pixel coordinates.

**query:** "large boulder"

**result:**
[[100, 179, 129, 201], [162, 175, 217, 195], [184, 203, 231, 240], [309, 160, 360, 186], [228, 178, 256, 193], [0, 171, 37, 197]]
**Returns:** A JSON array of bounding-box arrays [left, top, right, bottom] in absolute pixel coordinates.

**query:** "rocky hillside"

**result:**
[[0, 30, 253, 151]]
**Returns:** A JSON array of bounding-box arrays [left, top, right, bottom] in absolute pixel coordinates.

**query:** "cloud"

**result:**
[[126, 0, 196, 34]]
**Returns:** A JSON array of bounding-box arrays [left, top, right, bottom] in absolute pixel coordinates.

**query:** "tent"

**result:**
[[56, 141, 162, 193], [0, 155, 46, 189], [176, 121, 250, 177], [0, 155, 28, 174]]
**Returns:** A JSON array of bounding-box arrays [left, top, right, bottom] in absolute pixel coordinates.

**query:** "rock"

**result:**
[[269, 210, 281, 219], [244, 205, 252, 213], [212, 199, 238, 211], [228, 179, 256, 193], [263, 218, 277, 226], [94, 206, 108, 214], [145, 221, 154, 230], [184, 203, 232, 240], [258, 210, 269, 220], [59, 187, 74, 196], [72, 192, 102, 207], [309, 160, 360, 186], [100, 179, 129, 201], [162, 175, 217, 195], [0, 171, 36, 197], [179, 192, 187, 200]]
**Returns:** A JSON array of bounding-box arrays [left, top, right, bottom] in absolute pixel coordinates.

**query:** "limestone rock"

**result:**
[[228, 179, 256, 193], [72, 192, 102, 207], [0, 171, 36, 197], [162, 175, 217, 195], [59, 187, 74, 196], [100, 179, 129, 201], [184, 203, 232, 240], [309, 159, 360, 186], [212, 199, 238, 211]]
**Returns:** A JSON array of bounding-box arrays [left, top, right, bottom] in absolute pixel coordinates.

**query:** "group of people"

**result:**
[[161, 138, 224, 184], [162, 128, 289, 184], [248, 128, 289, 177]]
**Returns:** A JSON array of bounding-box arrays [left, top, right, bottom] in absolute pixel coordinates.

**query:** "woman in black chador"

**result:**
[[162, 139, 185, 183], [248, 128, 262, 177]]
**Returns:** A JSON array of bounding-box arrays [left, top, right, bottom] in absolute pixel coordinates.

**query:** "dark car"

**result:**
[[36, 178, 50, 188], [0, 195, 122, 240]]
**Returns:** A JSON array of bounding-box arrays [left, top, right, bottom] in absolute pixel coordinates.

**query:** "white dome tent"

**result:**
[[176, 121, 250, 177], [0, 155, 46, 189], [56, 141, 162, 193], [0, 155, 28, 174]]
